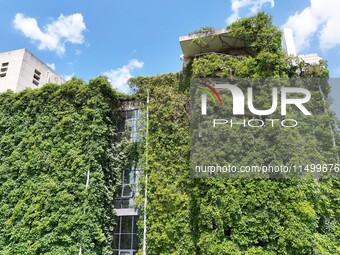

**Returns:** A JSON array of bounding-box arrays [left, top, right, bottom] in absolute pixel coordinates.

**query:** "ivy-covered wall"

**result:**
[[132, 13, 340, 255], [0, 77, 128, 254], [0, 12, 338, 255], [130, 74, 195, 255]]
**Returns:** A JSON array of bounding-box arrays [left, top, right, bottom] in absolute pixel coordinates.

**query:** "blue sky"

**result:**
[[0, 0, 339, 117]]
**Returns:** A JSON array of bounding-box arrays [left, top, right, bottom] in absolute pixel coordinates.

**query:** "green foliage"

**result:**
[[132, 12, 340, 255], [130, 74, 195, 255], [0, 77, 127, 254], [190, 12, 298, 79], [226, 12, 283, 56], [188, 26, 215, 36]]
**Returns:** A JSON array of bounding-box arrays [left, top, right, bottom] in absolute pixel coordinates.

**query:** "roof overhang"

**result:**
[[179, 28, 248, 58]]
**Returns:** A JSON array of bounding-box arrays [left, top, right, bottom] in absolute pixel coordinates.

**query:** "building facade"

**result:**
[[0, 48, 65, 93]]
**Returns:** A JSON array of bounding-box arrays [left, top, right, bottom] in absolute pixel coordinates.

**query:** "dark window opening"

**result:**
[[32, 79, 39, 86], [33, 74, 40, 80], [34, 69, 41, 76]]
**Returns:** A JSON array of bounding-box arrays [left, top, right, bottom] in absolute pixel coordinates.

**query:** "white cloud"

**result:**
[[62, 73, 75, 81], [46, 63, 56, 70], [282, 7, 317, 52], [13, 13, 86, 55], [282, 0, 340, 52], [227, 0, 275, 24], [103, 59, 144, 93]]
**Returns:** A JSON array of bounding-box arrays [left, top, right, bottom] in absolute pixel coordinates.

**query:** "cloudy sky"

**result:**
[[0, 0, 339, 116]]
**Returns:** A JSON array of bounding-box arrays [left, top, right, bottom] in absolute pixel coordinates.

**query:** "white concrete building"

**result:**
[[282, 28, 297, 56], [0, 48, 65, 93], [282, 28, 322, 65], [299, 53, 322, 65]]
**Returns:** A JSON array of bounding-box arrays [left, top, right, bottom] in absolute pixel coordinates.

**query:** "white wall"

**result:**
[[0, 49, 65, 93], [282, 28, 297, 56], [0, 49, 25, 92]]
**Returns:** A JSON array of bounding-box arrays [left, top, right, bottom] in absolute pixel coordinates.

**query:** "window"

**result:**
[[0, 62, 9, 78], [114, 166, 141, 209], [113, 216, 139, 254], [34, 69, 41, 76], [122, 185, 133, 198], [33, 69, 41, 86], [117, 110, 141, 142]]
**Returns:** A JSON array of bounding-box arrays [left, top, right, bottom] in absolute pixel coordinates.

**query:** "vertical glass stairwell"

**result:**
[[113, 104, 141, 255]]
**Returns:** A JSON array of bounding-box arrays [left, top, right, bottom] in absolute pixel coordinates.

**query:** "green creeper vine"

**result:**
[[132, 12, 339, 255], [0, 77, 131, 254]]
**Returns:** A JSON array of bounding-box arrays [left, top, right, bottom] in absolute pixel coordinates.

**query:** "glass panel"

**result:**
[[121, 216, 132, 233], [132, 234, 138, 250], [132, 216, 138, 233], [130, 169, 137, 184], [128, 198, 134, 208], [112, 251, 119, 255], [126, 110, 134, 119], [117, 121, 125, 132], [122, 198, 130, 208], [123, 170, 131, 184], [130, 171, 136, 185], [134, 170, 141, 185], [120, 234, 132, 249], [122, 185, 133, 198]]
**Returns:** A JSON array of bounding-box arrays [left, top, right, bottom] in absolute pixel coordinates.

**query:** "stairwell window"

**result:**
[[33, 69, 41, 86], [0, 62, 9, 78], [113, 216, 139, 254]]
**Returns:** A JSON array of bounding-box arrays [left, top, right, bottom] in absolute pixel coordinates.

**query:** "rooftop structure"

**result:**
[[0, 48, 65, 93], [300, 53, 322, 65], [180, 27, 323, 67], [179, 28, 248, 66]]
